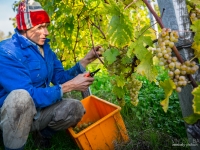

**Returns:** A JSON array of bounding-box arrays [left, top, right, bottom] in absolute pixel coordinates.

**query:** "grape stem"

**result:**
[[190, 56, 197, 62], [142, 0, 198, 88], [124, 0, 136, 10]]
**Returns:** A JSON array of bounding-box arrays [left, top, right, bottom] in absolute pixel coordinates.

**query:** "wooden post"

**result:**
[[81, 87, 91, 98]]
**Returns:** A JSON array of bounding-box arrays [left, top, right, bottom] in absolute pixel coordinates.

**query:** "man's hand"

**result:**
[[80, 46, 102, 68], [61, 73, 94, 93]]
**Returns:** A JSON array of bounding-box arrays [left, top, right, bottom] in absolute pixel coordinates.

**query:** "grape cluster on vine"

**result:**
[[126, 75, 142, 106], [113, 75, 142, 107], [190, 7, 200, 23], [154, 28, 199, 92], [106, 48, 132, 76], [105, 47, 142, 107]]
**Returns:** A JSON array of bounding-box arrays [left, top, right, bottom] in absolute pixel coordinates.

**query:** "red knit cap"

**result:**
[[16, 0, 50, 30]]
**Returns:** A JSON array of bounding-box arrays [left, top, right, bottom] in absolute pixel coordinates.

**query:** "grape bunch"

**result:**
[[106, 49, 132, 76], [73, 122, 95, 134], [126, 75, 142, 106], [154, 28, 199, 92], [190, 7, 200, 23], [168, 60, 199, 92]]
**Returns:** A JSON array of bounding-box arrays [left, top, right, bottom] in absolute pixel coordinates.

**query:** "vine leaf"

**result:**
[[191, 20, 200, 58], [105, 0, 134, 47], [190, 20, 200, 59], [184, 113, 200, 125], [191, 20, 200, 45], [191, 42, 200, 58], [115, 75, 126, 87], [107, 15, 133, 47], [189, 0, 200, 5], [103, 48, 120, 64], [130, 37, 157, 81], [83, 0, 100, 9], [135, 51, 157, 82], [121, 55, 132, 64], [112, 86, 124, 99], [64, 16, 74, 35], [160, 79, 176, 113], [192, 85, 200, 114]]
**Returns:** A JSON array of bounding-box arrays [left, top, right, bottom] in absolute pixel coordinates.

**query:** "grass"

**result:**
[[24, 130, 79, 150]]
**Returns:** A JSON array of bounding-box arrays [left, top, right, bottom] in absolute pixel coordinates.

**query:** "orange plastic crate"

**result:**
[[67, 95, 129, 150]]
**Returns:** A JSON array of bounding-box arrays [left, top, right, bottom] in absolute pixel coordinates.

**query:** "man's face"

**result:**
[[25, 23, 49, 46]]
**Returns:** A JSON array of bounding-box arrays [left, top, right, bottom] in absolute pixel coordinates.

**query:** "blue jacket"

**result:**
[[0, 29, 84, 108]]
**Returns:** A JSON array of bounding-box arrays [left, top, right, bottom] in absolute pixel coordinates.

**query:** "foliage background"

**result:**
[[1, 0, 199, 149]]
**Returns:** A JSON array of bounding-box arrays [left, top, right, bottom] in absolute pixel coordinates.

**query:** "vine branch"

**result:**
[[72, 16, 81, 63], [89, 20, 106, 39], [87, 19, 105, 66], [142, 0, 197, 88]]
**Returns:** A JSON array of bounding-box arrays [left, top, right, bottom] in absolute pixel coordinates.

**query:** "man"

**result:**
[[0, 0, 101, 150]]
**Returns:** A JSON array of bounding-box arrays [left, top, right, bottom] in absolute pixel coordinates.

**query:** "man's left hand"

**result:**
[[80, 46, 102, 68]]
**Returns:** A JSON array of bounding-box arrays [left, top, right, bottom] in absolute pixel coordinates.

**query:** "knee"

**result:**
[[4, 89, 35, 110], [73, 100, 86, 117], [70, 99, 85, 115], [69, 100, 85, 125], [55, 99, 85, 123]]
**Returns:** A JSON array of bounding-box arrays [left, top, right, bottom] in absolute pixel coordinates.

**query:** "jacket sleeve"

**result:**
[[0, 50, 62, 108], [51, 52, 85, 85]]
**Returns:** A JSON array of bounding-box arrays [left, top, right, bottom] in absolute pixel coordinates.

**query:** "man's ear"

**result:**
[[16, 28, 26, 35]]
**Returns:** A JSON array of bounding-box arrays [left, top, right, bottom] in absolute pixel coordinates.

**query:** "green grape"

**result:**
[[176, 87, 182, 92]]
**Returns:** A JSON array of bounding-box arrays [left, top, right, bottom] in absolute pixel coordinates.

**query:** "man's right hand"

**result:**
[[61, 73, 94, 93]]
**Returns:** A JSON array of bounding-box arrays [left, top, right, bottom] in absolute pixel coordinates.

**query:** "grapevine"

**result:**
[[34, 0, 200, 114], [105, 46, 143, 107]]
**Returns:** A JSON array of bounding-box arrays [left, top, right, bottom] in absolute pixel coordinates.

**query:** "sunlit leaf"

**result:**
[[192, 42, 200, 59], [135, 51, 157, 81], [192, 85, 200, 114], [105, 0, 134, 47], [160, 79, 176, 113]]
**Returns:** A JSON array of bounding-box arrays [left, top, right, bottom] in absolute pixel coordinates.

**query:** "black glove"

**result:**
[[187, 119, 200, 140]]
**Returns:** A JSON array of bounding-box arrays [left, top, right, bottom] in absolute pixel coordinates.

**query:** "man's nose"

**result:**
[[43, 28, 49, 36]]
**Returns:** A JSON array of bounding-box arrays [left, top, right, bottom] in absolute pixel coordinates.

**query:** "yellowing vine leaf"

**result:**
[[192, 85, 200, 114], [135, 51, 157, 82], [160, 79, 176, 113], [191, 20, 200, 45], [191, 42, 200, 58], [184, 113, 200, 125], [128, 35, 156, 81]]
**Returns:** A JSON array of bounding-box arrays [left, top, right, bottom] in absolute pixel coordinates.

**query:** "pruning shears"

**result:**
[[84, 69, 100, 77]]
